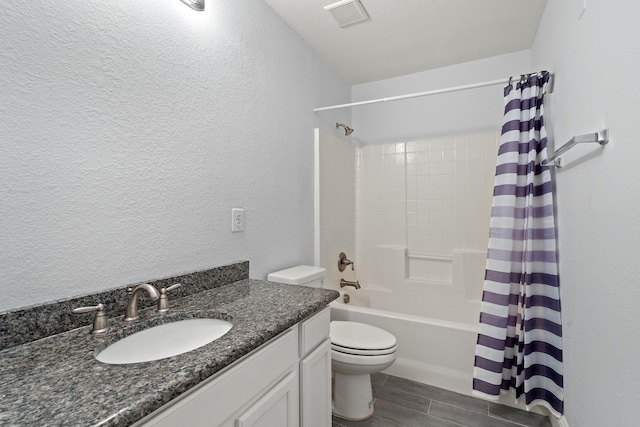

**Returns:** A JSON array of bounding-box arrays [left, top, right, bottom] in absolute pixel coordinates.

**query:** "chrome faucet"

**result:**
[[340, 278, 361, 289], [124, 283, 161, 321]]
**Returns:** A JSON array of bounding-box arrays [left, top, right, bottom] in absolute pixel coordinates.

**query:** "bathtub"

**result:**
[[330, 286, 480, 396]]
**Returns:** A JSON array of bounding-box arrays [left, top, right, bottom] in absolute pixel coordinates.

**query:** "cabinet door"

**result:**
[[236, 371, 299, 427], [300, 338, 331, 427], [135, 329, 297, 427]]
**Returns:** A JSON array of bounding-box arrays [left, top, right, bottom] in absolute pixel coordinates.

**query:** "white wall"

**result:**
[[0, 0, 350, 311], [351, 50, 531, 145], [532, 2, 640, 426]]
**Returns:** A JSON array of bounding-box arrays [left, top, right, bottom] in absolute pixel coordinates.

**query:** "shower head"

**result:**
[[336, 123, 354, 136], [180, 0, 204, 11]]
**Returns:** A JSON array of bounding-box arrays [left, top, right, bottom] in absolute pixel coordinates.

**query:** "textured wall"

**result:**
[[532, 2, 640, 426], [0, 0, 349, 311]]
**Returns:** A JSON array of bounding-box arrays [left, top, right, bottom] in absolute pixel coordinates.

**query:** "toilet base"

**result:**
[[332, 371, 374, 420]]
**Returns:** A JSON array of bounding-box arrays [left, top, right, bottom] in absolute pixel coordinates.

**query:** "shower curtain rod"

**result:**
[[313, 73, 554, 112]]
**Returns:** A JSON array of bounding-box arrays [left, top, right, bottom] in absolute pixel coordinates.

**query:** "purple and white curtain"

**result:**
[[472, 72, 563, 417]]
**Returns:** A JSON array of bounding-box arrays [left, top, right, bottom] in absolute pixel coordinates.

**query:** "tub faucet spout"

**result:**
[[340, 279, 361, 290]]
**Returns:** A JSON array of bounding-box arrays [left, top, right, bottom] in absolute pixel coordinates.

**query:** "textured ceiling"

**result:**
[[264, 0, 548, 85]]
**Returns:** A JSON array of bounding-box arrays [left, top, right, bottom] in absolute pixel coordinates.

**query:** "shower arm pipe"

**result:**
[[313, 74, 554, 112]]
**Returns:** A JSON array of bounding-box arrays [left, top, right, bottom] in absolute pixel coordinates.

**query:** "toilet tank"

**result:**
[[267, 265, 326, 288]]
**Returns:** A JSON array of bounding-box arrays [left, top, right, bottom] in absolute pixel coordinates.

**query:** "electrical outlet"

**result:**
[[232, 208, 244, 232]]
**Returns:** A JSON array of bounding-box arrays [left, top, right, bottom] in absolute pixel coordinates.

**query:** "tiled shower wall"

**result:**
[[406, 132, 498, 255], [315, 129, 356, 290], [354, 143, 406, 285], [316, 129, 499, 297], [355, 130, 500, 295]]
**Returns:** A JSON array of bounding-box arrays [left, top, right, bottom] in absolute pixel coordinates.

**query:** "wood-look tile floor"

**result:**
[[332, 374, 553, 427]]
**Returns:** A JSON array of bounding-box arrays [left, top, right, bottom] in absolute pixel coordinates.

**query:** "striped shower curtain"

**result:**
[[472, 72, 563, 417]]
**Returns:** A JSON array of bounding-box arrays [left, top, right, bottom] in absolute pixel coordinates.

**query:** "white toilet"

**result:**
[[267, 265, 397, 421]]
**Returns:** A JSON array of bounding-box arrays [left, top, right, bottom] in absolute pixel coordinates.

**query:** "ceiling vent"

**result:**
[[324, 0, 370, 28]]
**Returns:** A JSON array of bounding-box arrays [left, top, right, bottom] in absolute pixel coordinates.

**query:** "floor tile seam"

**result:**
[[422, 411, 468, 427], [371, 414, 404, 427], [378, 400, 468, 427], [380, 383, 440, 402], [383, 377, 545, 426], [431, 400, 529, 427], [383, 380, 488, 410], [336, 413, 400, 427], [427, 395, 490, 417], [379, 384, 489, 418], [380, 374, 388, 386], [373, 388, 433, 415], [487, 405, 548, 426], [486, 413, 532, 427], [377, 397, 438, 418]]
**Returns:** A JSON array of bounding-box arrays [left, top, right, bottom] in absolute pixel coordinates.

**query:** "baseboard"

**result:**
[[550, 415, 570, 427]]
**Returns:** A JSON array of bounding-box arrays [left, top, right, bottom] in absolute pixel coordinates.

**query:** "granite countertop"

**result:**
[[0, 279, 339, 427]]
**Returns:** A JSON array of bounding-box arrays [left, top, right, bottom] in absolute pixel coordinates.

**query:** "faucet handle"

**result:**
[[158, 283, 182, 313], [338, 252, 355, 272], [73, 303, 108, 334]]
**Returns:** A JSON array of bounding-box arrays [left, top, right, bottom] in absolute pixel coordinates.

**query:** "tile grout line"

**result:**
[[422, 410, 467, 427], [486, 413, 532, 427], [428, 400, 533, 427], [377, 398, 470, 426], [381, 383, 489, 417], [380, 373, 388, 386], [368, 375, 550, 427]]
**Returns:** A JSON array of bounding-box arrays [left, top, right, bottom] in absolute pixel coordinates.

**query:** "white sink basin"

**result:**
[[96, 318, 233, 364]]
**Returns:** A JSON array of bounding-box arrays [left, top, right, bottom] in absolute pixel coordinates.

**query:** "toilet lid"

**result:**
[[330, 321, 396, 351]]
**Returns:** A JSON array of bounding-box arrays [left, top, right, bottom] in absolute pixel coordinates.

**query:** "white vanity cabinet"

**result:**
[[235, 370, 299, 427], [134, 307, 331, 427], [298, 307, 332, 427]]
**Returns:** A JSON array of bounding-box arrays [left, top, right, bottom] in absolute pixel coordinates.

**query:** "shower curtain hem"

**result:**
[[471, 389, 562, 419]]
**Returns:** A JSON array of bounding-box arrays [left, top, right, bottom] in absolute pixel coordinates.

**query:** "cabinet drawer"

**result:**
[[137, 328, 297, 427], [298, 306, 330, 357]]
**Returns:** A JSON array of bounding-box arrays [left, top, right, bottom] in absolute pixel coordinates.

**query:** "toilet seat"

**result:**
[[331, 342, 397, 356], [330, 321, 397, 355], [331, 347, 397, 367]]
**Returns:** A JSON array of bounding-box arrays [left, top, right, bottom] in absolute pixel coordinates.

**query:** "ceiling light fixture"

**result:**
[[180, 0, 204, 11]]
